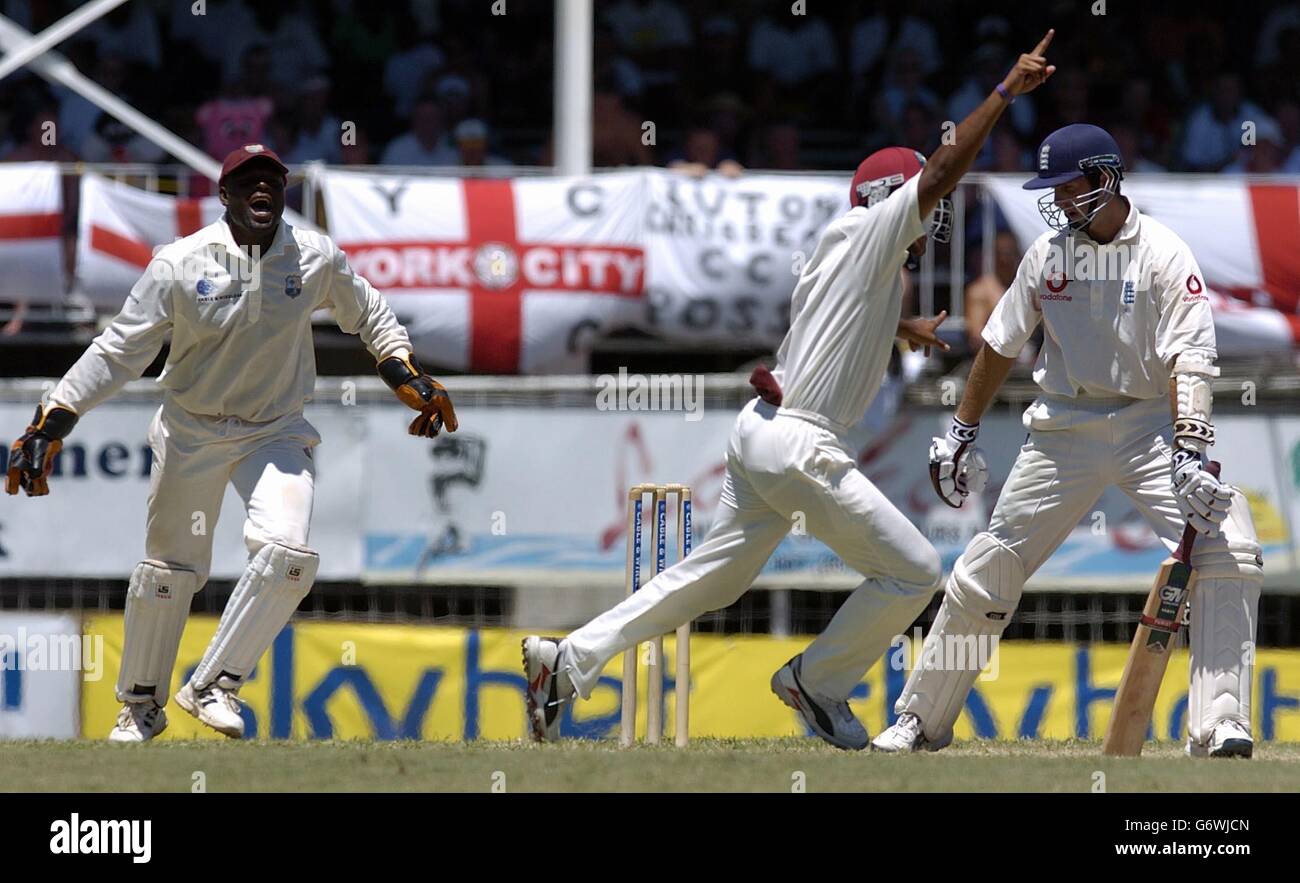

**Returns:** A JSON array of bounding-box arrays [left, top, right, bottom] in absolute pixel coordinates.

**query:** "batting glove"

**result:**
[[1171, 448, 1232, 537], [929, 417, 988, 508]]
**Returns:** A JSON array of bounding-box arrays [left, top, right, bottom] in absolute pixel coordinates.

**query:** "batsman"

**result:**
[[5, 145, 458, 742], [874, 123, 1263, 758]]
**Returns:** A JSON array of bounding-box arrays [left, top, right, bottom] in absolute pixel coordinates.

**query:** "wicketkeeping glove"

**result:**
[[929, 416, 988, 508], [378, 354, 459, 438], [1171, 448, 1232, 537], [6, 404, 78, 497]]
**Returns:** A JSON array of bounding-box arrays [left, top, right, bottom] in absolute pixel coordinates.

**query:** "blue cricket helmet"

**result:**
[[1023, 124, 1126, 231]]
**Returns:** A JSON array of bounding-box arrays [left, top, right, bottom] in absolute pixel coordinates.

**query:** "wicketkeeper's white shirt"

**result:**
[[773, 173, 929, 427], [49, 218, 412, 422], [982, 200, 1217, 399]]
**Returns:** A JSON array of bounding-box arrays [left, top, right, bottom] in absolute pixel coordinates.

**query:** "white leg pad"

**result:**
[[190, 542, 319, 689], [896, 532, 1024, 746], [117, 560, 198, 705], [1187, 491, 1263, 746]]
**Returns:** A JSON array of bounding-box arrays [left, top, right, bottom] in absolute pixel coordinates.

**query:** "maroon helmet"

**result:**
[[849, 146, 952, 243]]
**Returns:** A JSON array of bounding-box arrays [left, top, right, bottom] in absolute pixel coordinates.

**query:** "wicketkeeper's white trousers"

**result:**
[[564, 398, 943, 700], [145, 399, 319, 581]]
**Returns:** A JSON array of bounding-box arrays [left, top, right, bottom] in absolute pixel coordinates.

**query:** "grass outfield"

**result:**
[[2, 739, 1299, 792]]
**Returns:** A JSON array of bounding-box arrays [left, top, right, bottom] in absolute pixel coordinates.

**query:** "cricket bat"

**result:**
[[1102, 460, 1221, 757]]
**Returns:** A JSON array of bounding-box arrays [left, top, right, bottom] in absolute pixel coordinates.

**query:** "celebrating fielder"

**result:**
[[875, 123, 1263, 758], [6, 145, 458, 742], [524, 33, 1059, 749]]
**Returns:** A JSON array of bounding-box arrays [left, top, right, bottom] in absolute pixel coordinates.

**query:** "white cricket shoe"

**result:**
[[770, 655, 869, 751], [522, 636, 575, 742], [870, 711, 948, 753], [108, 701, 168, 742], [1189, 719, 1253, 759], [175, 680, 246, 738]]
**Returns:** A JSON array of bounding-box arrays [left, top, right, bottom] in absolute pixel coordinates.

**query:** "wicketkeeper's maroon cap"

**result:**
[[219, 144, 289, 183]]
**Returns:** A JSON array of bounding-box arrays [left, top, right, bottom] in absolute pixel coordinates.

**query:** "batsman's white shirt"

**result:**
[[48, 218, 412, 420], [775, 174, 929, 427], [563, 176, 944, 704], [982, 200, 1216, 400]]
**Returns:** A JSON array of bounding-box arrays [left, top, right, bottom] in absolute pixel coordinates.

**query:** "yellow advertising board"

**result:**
[[82, 617, 1300, 742]]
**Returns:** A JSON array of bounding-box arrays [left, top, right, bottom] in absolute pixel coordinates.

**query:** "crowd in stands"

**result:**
[[1, 0, 1298, 176]]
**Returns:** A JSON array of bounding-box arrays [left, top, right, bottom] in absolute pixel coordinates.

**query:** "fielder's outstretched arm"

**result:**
[[917, 29, 1056, 219]]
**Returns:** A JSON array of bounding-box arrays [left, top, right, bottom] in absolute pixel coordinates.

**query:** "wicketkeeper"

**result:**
[[6, 145, 458, 741]]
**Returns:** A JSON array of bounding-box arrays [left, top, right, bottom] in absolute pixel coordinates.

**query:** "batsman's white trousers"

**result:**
[[145, 398, 319, 583], [895, 394, 1263, 746], [564, 398, 942, 700]]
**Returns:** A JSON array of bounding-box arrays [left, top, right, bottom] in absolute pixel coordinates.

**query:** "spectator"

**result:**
[[283, 76, 342, 164], [849, 5, 941, 80], [755, 122, 802, 171], [85, 3, 161, 71], [451, 119, 512, 168], [58, 53, 129, 155], [227, 1, 329, 91], [195, 48, 275, 161], [381, 98, 457, 166], [748, 12, 838, 89], [603, 0, 692, 90], [890, 101, 941, 157], [385, 27, 445, 120], [3, 102, 77, 162], [435, 74, 475, 130], [588, 91, 653, 167], [1180, 73, 1268, 171], [593, 22, 643, 102], [169, 0, 254, 62], [1223, 116, 1287, 174], [229, 44, 276, 105], [1274, 101, 1300, 172], [685, 16, 745, 98], [80, 113, 166, 164], [879, 47, 940, 122], [1255, 2, 1300, 66], [704, 93, 748, 167], [667, 124, 742, 178], [985, 129, 1029, 173], [964, 230, 1021, 355], [341, 126, 374, 166], [1111, 124, 1166, 173], [1037, 69, 1091, 140]]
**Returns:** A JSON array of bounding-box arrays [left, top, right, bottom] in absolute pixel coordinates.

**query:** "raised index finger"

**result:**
[[1033, 28, 1055, 55]]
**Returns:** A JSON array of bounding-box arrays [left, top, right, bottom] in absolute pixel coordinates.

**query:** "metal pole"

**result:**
[[0, 14, 221, 182], [0, 0, 129, 83], [951, 184, 966, 319], [553, 0, 592, 176]]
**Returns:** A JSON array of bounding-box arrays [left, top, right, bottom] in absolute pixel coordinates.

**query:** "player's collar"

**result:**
[[211, 216, 294, 262], [1112, 198, 1140, 243]]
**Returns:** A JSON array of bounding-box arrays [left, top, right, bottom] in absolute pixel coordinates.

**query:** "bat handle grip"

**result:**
[[1174, 460, 1222, 563]]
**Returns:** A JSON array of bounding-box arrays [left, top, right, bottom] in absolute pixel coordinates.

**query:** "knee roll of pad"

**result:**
[[948, 532, 1026, 624], [118, 560, 199, 704]]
